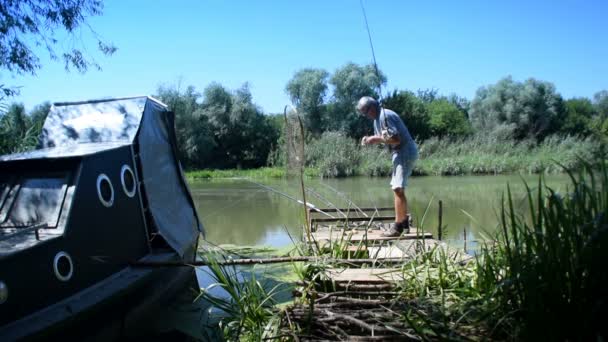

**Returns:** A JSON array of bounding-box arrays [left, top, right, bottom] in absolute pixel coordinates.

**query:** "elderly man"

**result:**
[[357, 96, 418, 237]]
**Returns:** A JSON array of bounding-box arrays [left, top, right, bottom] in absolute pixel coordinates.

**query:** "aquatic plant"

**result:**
[[197, 251, 286, 341]]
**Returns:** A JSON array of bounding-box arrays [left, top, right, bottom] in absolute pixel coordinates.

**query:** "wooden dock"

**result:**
[[280, 206, 472, 340], [303, 207, 437, 286]]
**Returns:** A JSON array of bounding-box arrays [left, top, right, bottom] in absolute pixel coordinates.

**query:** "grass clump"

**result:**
[[475, 161, 608, 340], [197, 251, 290, 341], [186, 167, 319, 180]]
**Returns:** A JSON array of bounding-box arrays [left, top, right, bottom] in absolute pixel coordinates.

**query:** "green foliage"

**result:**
[[416, 134, 600, 176], [426, 99, 472, 137], [198, 251, 285, 341], [186, 167, 322, 180], [156, 82, 279, 170], [205, 83, 278, 169], [594, 90, 608, 118], [326, 63, 386, 137], [475, 162, 608, 340], [0, 0, 116, 75], [469, 76, 565, 140], [156, 84, 217, 169], [562, 97, 595, 136], [306, 131, 360, 177], [0, 102, 48, 154], [285, 68, 329, 135], [382, 90, 432, 140]]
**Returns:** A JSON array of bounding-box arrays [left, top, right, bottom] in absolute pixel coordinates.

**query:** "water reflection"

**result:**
[[190, 175, 569, 247]]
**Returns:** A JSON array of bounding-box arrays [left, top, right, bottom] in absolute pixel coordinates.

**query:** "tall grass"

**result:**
[[198, 251, 285, 341], [475, 161, 608, 340], [415, 134, 602, 175], [186, 132, 601, 178]]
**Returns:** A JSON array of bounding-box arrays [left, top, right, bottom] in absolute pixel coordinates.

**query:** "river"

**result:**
[[189, 174, 570, 248]]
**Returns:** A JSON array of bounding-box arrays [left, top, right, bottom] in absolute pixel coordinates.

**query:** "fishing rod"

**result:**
[[305, 187, 348, 218], [360, 0, 384, 105], [359, 0, 390, 133], [243, 178, 335, 219], [320, 182, 368, 218]]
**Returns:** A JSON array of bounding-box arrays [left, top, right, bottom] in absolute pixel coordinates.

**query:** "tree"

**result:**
[[562, 98, 595, 136], [201, 83, 278, 169], [469, 76, 565, 140], [285, 68, 329, 135], [594, 91, 608, 118], [156, 84, 216, 169], [328, 62, 387, 137], [592, 90, 608, 136], [0, 103, 34, 153], [426, 99, 472, 138], [0, 0, 116, 76]]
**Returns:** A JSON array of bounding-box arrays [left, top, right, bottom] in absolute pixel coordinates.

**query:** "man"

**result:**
[[357, 96, 418, 237]]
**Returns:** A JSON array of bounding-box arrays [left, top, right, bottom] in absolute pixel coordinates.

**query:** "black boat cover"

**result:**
[[35, 96, 203, 257]]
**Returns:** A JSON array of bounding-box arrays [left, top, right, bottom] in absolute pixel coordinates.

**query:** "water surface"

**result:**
[[190, 174, 570, 248]]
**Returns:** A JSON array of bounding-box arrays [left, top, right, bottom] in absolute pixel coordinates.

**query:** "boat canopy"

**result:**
[[35, 96, 203, 257]]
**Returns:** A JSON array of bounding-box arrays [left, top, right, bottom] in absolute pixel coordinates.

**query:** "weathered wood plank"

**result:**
[[306, 229, 432, 242], [308, 207, 393, 213], [311, 216, 396, 223], [327, 268, 403, 283]]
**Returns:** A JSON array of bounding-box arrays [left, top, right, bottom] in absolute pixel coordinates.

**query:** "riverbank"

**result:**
[[186, 135, 601, 180]]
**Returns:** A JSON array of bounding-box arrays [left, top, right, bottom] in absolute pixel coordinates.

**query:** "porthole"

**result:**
[[53, 252, 74, 282], [0, 281, 7, 304], [97, 174, 114, 207], [120, 165, 136, 198]]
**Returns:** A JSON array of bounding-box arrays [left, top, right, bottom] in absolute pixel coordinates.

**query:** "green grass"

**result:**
[[186, 134, 603, 179], [186, 167, 320, 180]]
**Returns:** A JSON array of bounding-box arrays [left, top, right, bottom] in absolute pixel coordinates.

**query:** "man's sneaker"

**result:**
[[381, 222, 403, 237], [401, 217, 411, 234]]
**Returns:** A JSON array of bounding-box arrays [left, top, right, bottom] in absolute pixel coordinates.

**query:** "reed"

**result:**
[[197, 251, 286, 341], [475, 160, 608, 340]]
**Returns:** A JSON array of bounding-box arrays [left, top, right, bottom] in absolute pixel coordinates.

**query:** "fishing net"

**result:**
[[283, 106, 305, 179]]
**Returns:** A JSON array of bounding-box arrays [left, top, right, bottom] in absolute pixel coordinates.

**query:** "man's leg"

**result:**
[[393, 187, 408, 224]]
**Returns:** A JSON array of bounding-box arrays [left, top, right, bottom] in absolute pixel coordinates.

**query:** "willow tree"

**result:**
[[469, 76, 565, 140], [328, 62, 386, 137], [285, 68, 329, 135]]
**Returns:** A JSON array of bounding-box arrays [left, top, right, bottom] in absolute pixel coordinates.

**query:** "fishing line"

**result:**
[[359, 0, 390, 130], [360, 0, 384, 104]]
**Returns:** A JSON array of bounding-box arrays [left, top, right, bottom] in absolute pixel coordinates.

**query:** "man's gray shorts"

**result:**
[[391, 153, 417, 190]]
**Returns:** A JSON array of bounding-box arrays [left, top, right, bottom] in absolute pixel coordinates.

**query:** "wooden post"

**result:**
[[463, 227, 467, 253], [437, 200, 443, 241]]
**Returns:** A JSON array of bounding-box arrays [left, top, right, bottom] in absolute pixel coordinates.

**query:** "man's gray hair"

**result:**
[[356, 96, 379, 114]]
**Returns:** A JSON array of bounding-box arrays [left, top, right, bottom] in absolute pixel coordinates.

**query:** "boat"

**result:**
[[0, 96, 204, 340]]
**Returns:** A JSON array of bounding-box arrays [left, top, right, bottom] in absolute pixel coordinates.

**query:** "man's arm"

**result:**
[[361, 134, 400, 146]]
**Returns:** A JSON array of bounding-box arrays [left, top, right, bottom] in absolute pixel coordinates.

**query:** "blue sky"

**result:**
[[5, 0, 608, 113]]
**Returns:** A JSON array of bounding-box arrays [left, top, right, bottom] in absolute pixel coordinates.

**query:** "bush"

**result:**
[[306, 131, 360, 177]]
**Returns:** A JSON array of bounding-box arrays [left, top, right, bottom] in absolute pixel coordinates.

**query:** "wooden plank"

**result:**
[[308, 207, 394, 213], [367, 246, 407, 259], [306, 229, 432, 242], [327, 268, 403, 283], [311, 216, 396, 223]]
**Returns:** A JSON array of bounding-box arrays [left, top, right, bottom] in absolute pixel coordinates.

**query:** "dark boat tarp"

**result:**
[[37, 96, 203, 257]]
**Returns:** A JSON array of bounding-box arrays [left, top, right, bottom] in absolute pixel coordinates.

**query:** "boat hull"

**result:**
[[0, 250, 197, 341]]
